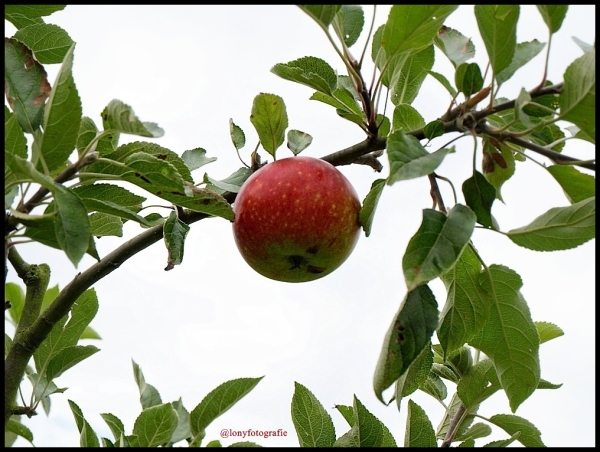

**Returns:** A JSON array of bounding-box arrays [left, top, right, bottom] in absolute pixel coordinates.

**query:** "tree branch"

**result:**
[[479, 124, 596, 171], [440, 403, 467, 447], [7, 153, 99, 234], [4, 251, 50, 428]]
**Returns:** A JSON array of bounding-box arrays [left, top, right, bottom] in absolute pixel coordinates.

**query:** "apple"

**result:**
[[232, 156, 362, 283]]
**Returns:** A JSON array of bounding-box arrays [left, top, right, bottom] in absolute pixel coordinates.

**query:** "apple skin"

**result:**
[[232, 156, 361, 283]]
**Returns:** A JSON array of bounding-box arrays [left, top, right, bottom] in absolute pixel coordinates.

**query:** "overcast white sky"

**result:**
[[6, 5, 595, 447]]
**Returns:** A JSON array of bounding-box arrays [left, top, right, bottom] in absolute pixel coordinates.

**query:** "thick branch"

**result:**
[[321, 136, 387, 166], [4, 254, 50, 428]]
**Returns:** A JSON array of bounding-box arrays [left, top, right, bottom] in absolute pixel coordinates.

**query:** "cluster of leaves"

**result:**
[[4, 3, 595, 448], [64, 361, 266, 447], [266, 4, 595, 446]]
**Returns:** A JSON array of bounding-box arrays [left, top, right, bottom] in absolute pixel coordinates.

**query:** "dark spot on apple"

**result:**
[[307, 265, 325, 274], [306, 246, 319, 254], [289, 255, 306, 270]]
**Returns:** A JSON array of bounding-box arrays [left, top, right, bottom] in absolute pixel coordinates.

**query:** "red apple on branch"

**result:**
[[232, 156, 362, 283]]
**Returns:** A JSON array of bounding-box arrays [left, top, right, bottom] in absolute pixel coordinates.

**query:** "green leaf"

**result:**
[[403, 205, 476, 291], [27, 372, 67, 414], [455, 422, 493, 442], [76, 116, 118, 156], [559, 49, 595, 140], [475, 5, 520, 77], [488, 414, 544, 447], [249, 93, 288, 158], [6, 418, 34, 445], [170, 398, 192, 445], [46, 345, 100, 381], [546, 165, 595, 204], [572, 36, 593, 54], [359, 178, 386, 237], [394, 345, 433, 406], [4, 38, 51, 133], [434, 26, 475, 68], [271, 57, 337, 96], [4, 5, 65, 29], [229, 119, 246, 151], [538, 379, 562, 390], [132, 360, 163, 409], [457, 359, 501, 408], [298, 5, 341, 29], [496, 40, 546, 86], [438, 245, 489, 357], [10, 156, 92, 267], [287, 129, 313, 156], [80, 326, 101, 340], [22, 212, 99, 261], [83, 145, 183, 186], [76, 116, 98, 155], [386, 130, 451, 184], [484, 432, 520, 447], [5, 283, 25, 326], [181, 147, 217, 171], [455, 63, 483, 97], [34, 288, 99, 374], [164, 210, 190, 270], [430, 363, 459, 384], [423, 120, 445, 140], [291, 382, 336, 447], [100, 413, 126, 443], [132, 403, 179, 447], [159, 188, 235, 221], [420, 372, 448, 403], [332, 5, 364, 47], [404, 400, 437, 447], [68, 399, 100, 447], [469, 266, 540, 412], [335, 405, 355, 427], [13, 23, 74, 64], [101, 99, 164, 138], [446, 346, 474, 378], [427, 70, 458, 98], [204, 167, 253, 195], [382, 5, 458, 57], [37, 41, 82, 171], [390, 45, 434, 105], [4, 107, 28, 184], [190, 377, 263, 445], [507, 197, 595, 251], [535, 321, 564, 344], [392, 104, 425, 133], [537, 5, 568, 33], [373, 285, 438, 402], [53, 188, 91, 267], [331, 84, 363, 116], [73, 183, 149, 225], [462, 171, 496, 228], [334, 396, 396, 447]]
